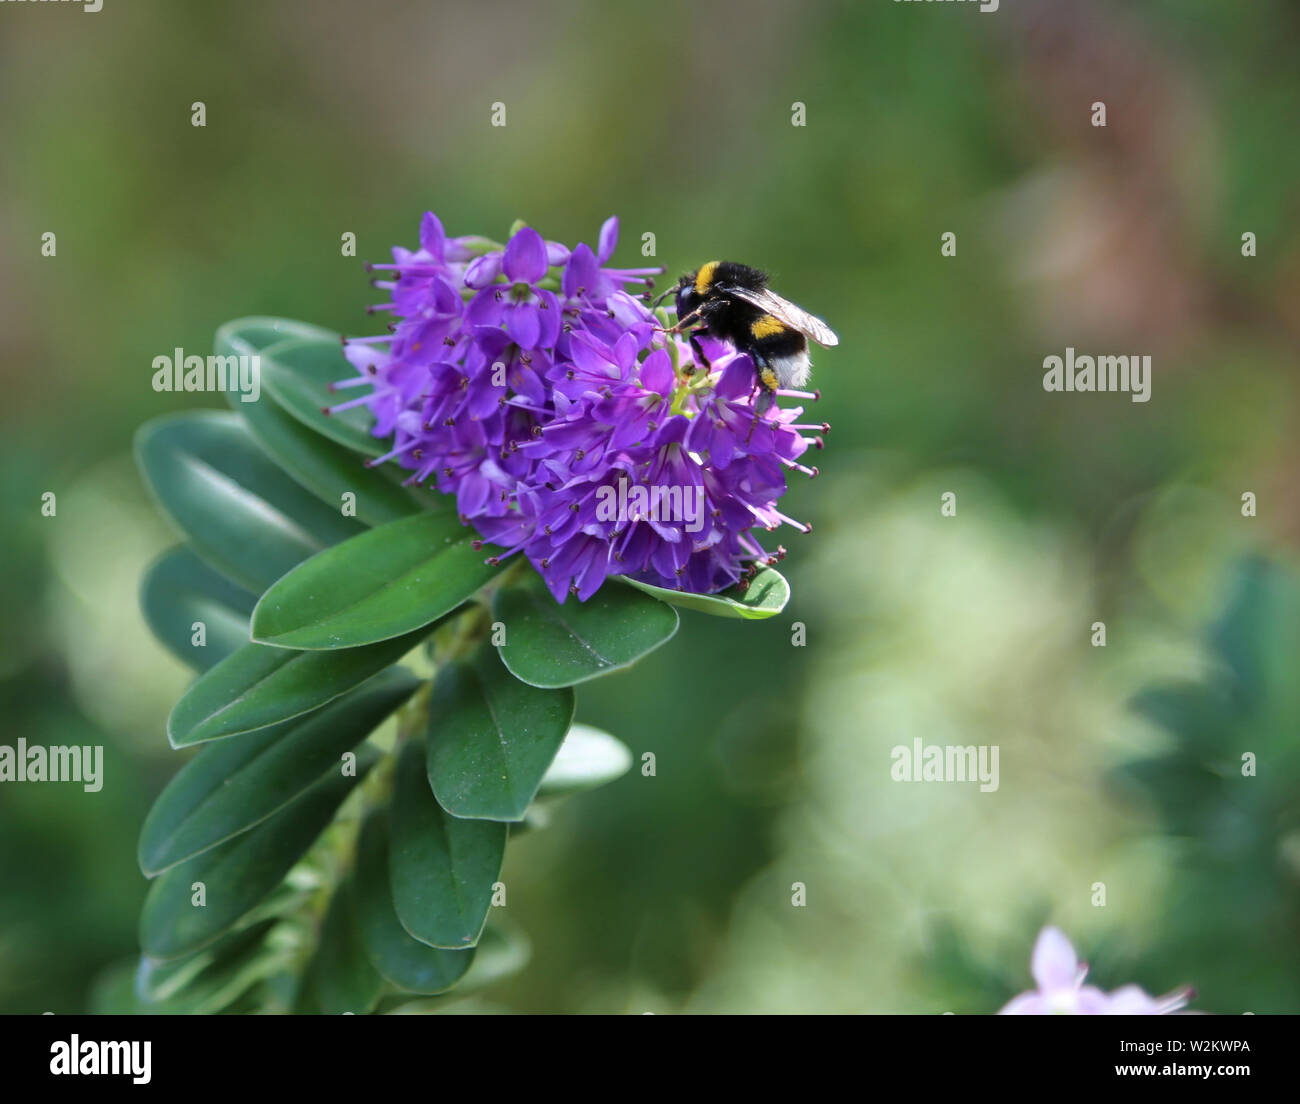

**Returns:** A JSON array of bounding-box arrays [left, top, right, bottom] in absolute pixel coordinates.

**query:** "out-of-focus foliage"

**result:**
[[2, 0, 1298, 1013]]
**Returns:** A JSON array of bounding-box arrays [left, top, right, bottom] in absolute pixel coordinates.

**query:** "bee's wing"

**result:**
[[717, 285, 839, 347]]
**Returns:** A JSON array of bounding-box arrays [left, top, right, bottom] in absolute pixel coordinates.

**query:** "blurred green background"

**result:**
[[2, 0, 1299, 1013]]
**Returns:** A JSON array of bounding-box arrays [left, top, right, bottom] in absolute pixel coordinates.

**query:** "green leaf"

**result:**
[[354, 812, 475, 995], [147, 946, 288, 1015], [166, 627, 429, 748], [135, 918, 284, 1013], [389, 738, 506, 949], [440, 918, 530, 997], [251, 512, 500, 650], [135, 411, 362, 593], [299, 875, 384, 1014], [427, 648, 575, 821], [214, 316, 339, 362], [492, 572, 678, 688], [230, 337, 443, 526], [620, 565, 790, 620], [140, 546, 256, 672], [259, 337, 386, 458], [141, 669, 420, 874], [378, 919, 531, 1012], [537, 723, 633, 797], [139, 746, 378, 959]]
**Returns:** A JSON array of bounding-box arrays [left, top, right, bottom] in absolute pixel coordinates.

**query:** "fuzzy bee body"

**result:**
[[670, 261, 837, 391]]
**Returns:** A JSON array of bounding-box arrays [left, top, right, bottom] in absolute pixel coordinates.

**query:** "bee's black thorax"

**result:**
[[704, 261, 768, 293]]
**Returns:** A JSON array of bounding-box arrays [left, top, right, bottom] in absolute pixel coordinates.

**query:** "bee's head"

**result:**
[[677, 260, 722, 322], [675, 273, 702, 321]]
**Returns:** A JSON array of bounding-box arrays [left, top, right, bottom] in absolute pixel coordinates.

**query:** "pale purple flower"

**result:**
[[998, 927, 1193, 1015]]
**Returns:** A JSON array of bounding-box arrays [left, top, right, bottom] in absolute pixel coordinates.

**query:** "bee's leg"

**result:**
[[744, 361, 777, 444], [659, 309, 701, 335], [744, 392, 771, 444], [687, 328, 713, 374]]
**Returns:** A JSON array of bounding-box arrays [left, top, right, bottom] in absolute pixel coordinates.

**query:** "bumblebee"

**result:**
[[660, 261, 838, 391]]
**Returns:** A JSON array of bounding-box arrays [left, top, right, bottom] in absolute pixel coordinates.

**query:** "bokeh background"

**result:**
[[2, 0, 1299, 1013]]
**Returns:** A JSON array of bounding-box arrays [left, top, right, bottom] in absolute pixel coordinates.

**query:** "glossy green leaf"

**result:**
[[389, 738, 506, 949], [135, 411, 362, 593], [135, 918, 284, 1013], [299, 875, 384, 1014], [492, 572, 678, 688], [139, 747, 377, 959], [441, 918, 530, 997], [251, 512, 500, 650], [140, 546, 256, 672], [353, 812, 475, 995], [537, 723, 633, 797], [167, 626, 428, 747], [229, 338, 442, 526], [142, 669, 420, 874], [426, 648, 575, 821], [379, 920, 531, 1012], [152, 948, 288, 1015], [259, 336, 385, 457], [214, 316, 340, 362], [620, 565, 790, 620]]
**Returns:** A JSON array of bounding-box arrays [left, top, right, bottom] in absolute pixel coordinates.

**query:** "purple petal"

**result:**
[[1097, 986, 1162, 1014], [1030, 927, 1081, 994], [709, 425, 735, 469], [465, 288, 504, 328], [639, 348, 674, 394], [535, 552, 572, 604], [508, 363, 546, 407], [470, 324, 513, 361], [613, 331, 640, 371], [419, 212, 446, 260], [457, 471, 492, 517], [463, 252, 504, 289], [563, 243, 600, 300], [504, 227, 548, 284], [716, 357, 755, 400], [597, 216, 619, 263], [608, 291, 654, 337], [576, 555, 610, 601], [536, 289, 562, 347], [997, 992, 1050, 1015], [505, 302, 541, 349]]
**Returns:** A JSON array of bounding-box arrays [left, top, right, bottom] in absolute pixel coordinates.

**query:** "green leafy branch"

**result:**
[[119, 317, 790, 1014]]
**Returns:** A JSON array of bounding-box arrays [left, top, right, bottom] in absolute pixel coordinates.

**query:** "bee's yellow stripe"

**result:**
[[750, 313, 786, 339], [694, 261, 719, 295]]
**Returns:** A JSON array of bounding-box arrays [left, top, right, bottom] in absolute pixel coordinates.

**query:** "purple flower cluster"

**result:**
[[330, 213, 826, 603]]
